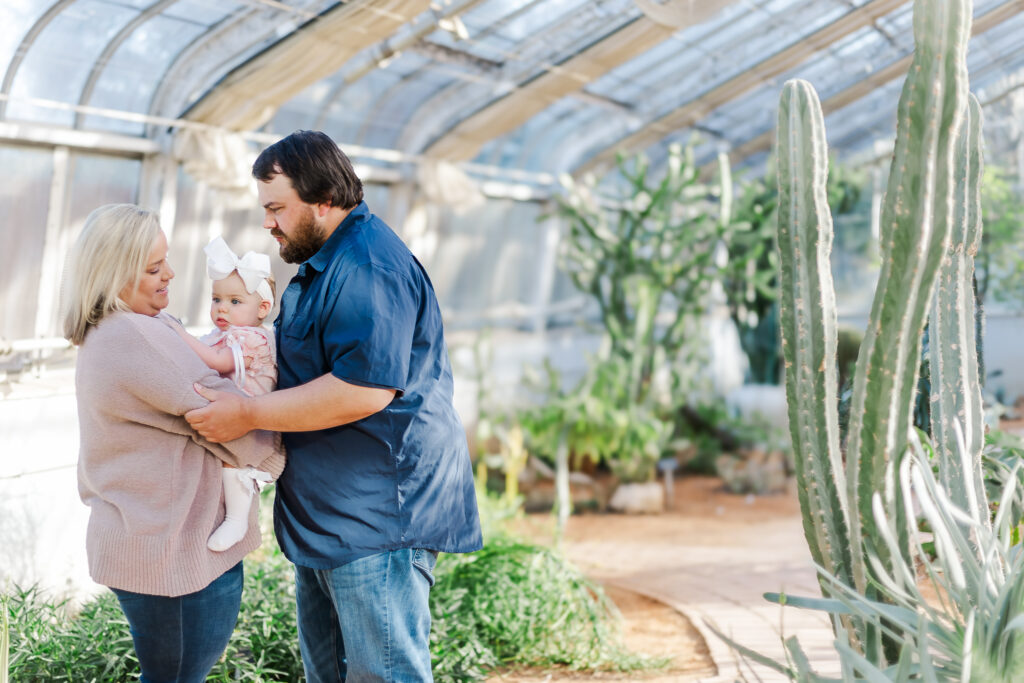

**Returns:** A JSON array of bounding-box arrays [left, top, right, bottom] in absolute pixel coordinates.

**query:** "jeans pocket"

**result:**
[[411, 548, 438, 588]]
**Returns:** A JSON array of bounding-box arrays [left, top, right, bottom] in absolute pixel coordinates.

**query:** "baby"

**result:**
[[174, 236, 279, 551]]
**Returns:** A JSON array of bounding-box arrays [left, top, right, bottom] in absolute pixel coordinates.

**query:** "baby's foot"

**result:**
[[207, 516, 248, 552], [207, 467, 254, 552]]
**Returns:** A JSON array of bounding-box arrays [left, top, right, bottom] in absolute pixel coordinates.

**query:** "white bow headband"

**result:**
[[204, 236, 274, 308]]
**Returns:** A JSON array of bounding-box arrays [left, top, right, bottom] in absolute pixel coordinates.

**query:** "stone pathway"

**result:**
[[536, 477, 840, 682]]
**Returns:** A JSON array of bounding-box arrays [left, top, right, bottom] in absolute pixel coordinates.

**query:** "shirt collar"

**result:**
[[306, 201, 369, 273]]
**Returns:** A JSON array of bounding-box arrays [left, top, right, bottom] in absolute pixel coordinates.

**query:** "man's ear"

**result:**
[[257, 298, 272, 321]]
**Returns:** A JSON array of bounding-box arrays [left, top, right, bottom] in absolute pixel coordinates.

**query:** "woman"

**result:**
[[60, 204, 285, 682]]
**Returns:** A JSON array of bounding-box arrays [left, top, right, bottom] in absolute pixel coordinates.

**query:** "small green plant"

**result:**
[[518, 358, 672, 489], [2, 589, 10, 683], [430, 535, 662, 682], [5, 586, 136, 681], [209, 549, 302, 681]]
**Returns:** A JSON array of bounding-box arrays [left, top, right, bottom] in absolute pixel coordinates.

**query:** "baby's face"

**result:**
[[210, 272, 266, 330]]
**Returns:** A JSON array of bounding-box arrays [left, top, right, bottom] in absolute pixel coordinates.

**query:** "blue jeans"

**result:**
[[295, 548, 437, 682], [111, 562, 243, 683]]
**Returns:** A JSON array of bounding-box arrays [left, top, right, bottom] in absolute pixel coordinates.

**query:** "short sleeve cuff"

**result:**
[[331, 363, 405, 394]]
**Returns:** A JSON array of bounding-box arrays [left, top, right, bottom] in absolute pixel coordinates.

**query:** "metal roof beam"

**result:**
[[0, 0, 78, 119], [311, 0, 491, 129], [182, 0, 431, 131], [575, 0, 907, 177], [75, 0, 181, 129], [706, 0, 1024, 174], [421, 0, 736, 162], [0, 120, 160, 156]]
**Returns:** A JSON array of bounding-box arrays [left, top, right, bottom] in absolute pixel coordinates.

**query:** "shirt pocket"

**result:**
[[280, 316, 319, 375]]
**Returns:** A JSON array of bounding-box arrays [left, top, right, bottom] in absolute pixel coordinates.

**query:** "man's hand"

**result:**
[[185, 383, 253, 443]]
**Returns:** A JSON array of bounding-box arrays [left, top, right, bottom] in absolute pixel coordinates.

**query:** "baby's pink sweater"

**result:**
[[75, 311, 286, 597]]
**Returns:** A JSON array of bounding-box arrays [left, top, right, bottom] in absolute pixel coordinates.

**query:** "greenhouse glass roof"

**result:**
[[4, 0, 1024, 178]]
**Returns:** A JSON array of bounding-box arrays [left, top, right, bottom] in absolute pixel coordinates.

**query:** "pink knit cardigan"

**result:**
[[75, 311, 286, 597]]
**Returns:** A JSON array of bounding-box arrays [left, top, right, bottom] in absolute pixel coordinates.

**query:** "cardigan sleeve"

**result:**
[[104, 313, 286, 477]]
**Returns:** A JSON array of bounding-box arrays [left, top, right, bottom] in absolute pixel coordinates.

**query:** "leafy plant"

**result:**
[[724, 163, 866, 386], [722, 175, 782, 384], [977, 164, 1024, 307], [554, 142, 732, 409], [544, 141, 733, 485], [430, 535, 661, 682], [982, 429, 1024, 536], [209, 550, 302, 681], [715, 436, 1024, 681], [519, 358, 671, 484], [5, 586, 137, 681], [5, 490, 661, 683]]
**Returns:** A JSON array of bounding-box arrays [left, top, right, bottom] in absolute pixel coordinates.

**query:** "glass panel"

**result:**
[[360, 73, 460, 149], [361, 183, 392, 219], [391, 0, 642, 156], [83, 13, 208, 135], [66, 153, 141, 227], [421, 199, 546, 327], [0, 145, 52, 341], [494, 0, 591, 42], [462, 0, 544, 31], [162, 0, 238, 25], [7, 0, 137, 126], [157, 0, 333, 120], [0, 1, 51, 83], [167, 168, 211, 326]]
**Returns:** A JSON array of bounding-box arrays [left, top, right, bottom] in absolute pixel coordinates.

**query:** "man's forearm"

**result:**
[[245, 372, 396, 433]]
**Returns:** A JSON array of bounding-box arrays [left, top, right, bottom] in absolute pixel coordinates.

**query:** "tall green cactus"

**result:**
[[929, 95, 990, 529], [775, 0, 977, 659], [776, 79, 852, 595]]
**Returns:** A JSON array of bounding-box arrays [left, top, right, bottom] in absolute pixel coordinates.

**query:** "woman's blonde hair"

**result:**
[[60, 204, 162, 345]]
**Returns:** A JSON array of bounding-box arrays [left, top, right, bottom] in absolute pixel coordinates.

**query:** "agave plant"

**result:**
[[717, 431, 1024, 681]]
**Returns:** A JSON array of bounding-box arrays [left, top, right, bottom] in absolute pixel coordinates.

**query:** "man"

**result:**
[[186, 130, 482, 682]]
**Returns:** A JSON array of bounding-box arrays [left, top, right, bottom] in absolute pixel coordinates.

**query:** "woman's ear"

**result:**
[[258, 298, 272, 321]]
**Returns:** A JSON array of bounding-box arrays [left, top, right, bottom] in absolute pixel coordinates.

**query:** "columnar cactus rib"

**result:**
[[930, 94, 988, 527], [844, 0, 970, 580], [775, 79, 853, 594], [772, 0, 997, 671]]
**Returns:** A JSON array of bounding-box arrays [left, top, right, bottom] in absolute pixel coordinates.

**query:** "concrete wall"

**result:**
[[0, 365, 99, 604]]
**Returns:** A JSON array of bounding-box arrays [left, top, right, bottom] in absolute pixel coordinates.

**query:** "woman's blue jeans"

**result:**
[[111, 562, 243, 683], [295, 548, 438, 682]]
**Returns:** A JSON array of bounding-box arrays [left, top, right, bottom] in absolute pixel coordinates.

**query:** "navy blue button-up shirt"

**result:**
[[272, 202, 482, 568]]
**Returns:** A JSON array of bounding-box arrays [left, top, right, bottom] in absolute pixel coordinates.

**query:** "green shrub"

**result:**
[[430, 536, 658, 682], [5, 586, 136, 682], [5, 537, 659, 682]]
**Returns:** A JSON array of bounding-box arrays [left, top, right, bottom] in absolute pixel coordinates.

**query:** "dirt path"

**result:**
[[489, 476, 834, 682]]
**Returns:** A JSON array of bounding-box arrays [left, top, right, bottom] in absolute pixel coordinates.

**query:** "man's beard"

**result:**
[[275, 207, 328, 264]]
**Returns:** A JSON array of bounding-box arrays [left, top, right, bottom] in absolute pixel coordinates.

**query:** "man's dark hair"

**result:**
[[252, 130, 364, 209]]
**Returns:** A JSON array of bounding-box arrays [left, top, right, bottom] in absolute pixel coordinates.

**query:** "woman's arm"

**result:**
[[113, 314, 285, 477]]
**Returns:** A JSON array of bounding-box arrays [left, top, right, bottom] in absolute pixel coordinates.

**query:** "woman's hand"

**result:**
[[186, 384, 253, 442]]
